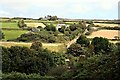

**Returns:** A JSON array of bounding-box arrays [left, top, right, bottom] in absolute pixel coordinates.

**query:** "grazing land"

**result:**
[[2, 30, 28, 40], [0, 42, 66, 52], [25, 22, 46, 28], [94, 23, 118, 27], [87, 30, 119, 39], [1, 22, 18, 29]]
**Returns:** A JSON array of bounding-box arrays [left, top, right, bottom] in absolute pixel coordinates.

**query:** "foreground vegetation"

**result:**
[[1, 36, 120, 79]]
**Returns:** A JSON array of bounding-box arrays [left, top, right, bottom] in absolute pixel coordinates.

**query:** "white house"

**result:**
[[56, 24, 69, 30]]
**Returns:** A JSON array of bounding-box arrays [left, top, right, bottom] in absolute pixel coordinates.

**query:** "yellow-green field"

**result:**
[[94, 23, 118, 27], [87, 30, 119, 39], [0, 22, 18, 28], [2, 30, 28, 40], [0, 42, 67, 53], [25, 22, 46, 28]]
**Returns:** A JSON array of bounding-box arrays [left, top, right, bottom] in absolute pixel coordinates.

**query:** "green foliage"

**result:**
[[18, 19, 27, 28], [69, 23, 77, 31], [16, 31, 56, 43], [2, 46, 55, 75], [50, 16, 58, 21], [44, 24, 56, 32], [0, 30, 5, 40], [2, 72, 54, 79], [52, 52, 66, 66], [91, 37, 110, 53], [67, 44, 84, 56], [30, 41, 42, 51], [47, 65, 67, 77], [62, 47, 120, 79], [72, 51, 120, 79], [77, 35, 90, 47]]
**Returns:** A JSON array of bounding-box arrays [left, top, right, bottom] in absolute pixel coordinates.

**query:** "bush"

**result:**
[[91, 37, 110, 53], [77, 35, 90, 47], [30, 41, 42, 50], [2, 46, 55, 75], [2, 72, 54, 79], [63, 50, 120, 79]]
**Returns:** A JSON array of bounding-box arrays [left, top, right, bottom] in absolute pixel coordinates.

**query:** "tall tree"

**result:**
[[18, 19, 27, 28], [91, 37, 109, 53], [77, 35, 90, 47]]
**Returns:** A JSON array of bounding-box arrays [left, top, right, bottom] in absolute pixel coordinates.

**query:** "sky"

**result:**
[[0, 0, 119, 19]]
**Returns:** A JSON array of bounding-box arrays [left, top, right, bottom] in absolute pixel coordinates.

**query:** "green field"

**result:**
[[1, 22, 19, 28], [2, 30, 28, 40]]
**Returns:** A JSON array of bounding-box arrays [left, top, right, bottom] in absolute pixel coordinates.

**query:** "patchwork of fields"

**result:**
[[1, 21, 120, 53]]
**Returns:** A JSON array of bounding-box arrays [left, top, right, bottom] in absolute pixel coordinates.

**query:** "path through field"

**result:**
[[65, 34, 81, 48]]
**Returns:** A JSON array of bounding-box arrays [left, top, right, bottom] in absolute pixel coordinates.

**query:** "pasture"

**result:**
[[87, 30, 119, 39], [2, 30, 28, 40], [94, 23, 118, 27], [25, 22, 46, 28], [0, 22, 19, 28], [0, 42, 67, 53]]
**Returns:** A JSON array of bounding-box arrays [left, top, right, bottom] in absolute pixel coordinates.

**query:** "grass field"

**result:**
[[0, 42, 67, 53], [87, 30, 119, 39], [94, 23, 118, 27], [25, 22, 46, 28], [0, 22, 19, 28], [2, 30, 28, 40], [42, 43, 67, 53]]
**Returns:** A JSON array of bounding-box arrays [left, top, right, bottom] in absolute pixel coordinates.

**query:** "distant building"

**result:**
[[43, 15, 51, 20], [56, 24, 69, 30]]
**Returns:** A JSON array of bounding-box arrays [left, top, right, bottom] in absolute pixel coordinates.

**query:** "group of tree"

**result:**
[[15, 30, 57, 43], [2, 35, 120, 79], [2, 41, 66, 76], [44, 15, 58, 21], [67, 35, 115, 57], [65, 35, 120, 79]]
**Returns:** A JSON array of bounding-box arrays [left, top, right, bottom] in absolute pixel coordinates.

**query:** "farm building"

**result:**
[[56, 24, 69, 30]]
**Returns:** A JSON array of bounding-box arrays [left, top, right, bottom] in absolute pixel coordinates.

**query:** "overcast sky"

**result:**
[[0, 0, 119, 19]]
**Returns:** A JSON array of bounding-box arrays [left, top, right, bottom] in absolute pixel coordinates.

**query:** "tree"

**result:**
[[0, 30, 5, 40], [2, 46, 55, 75], [91, 37, 109, 53], [69, 24, 77, 31], [50, 16, 58, 21], [44, 24, 56, 32], [67, 44, 84, 56], [18, 19, 27, 28], [30, 41, 42, 51], [77, 35, 90, 47]]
